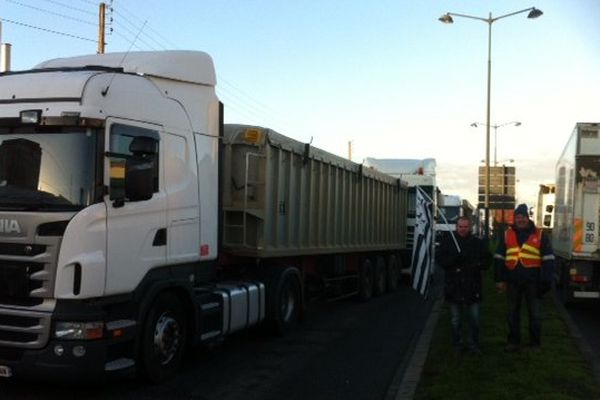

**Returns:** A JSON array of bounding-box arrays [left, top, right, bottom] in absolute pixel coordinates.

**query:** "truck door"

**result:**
[[104, 119, 167, 295]]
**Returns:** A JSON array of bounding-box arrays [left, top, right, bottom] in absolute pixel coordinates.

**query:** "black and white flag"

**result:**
[[411, 186, 433, 296]]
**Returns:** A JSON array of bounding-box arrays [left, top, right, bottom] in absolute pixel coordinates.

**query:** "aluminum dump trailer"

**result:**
[[222, 124, 408, 258]]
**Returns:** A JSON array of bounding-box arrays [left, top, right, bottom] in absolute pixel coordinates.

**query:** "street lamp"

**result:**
[[471, 121, 521, 166], [439, 7, 543, 241]]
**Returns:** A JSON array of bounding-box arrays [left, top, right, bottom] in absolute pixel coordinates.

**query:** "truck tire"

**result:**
[[267, 267, 302, 335], [387, 254, 400, 292], [140, 292, 187, 383], [558, 263, 573, 306], [358, 258, 374, 302], [374, 256, 387, 297]]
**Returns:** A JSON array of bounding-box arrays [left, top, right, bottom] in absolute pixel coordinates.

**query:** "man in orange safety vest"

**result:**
[[494, 203, 555, 352]]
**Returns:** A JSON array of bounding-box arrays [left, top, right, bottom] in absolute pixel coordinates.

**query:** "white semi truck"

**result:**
[[554, 122, 600, 303], [535, 183, 555, 232], [0, 51, 409, 382], [362, 158, 437, 275], [436, 194, 462, 234]]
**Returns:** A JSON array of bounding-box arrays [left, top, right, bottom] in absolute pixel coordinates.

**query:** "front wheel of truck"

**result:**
[[140, 292, 188, 383]]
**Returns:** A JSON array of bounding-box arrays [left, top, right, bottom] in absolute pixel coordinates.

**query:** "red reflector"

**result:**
[[570, 274, 590, 283], [112, 328, 124, 338]]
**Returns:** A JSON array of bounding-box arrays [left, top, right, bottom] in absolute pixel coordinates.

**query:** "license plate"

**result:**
[[0, 365, 13, 378]]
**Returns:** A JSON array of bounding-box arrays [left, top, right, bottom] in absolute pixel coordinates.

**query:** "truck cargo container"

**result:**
[[553, 123, 600, 303], [0, 51, 408, 382]]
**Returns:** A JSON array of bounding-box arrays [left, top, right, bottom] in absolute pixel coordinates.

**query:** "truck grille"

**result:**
[[0, 307, 51, 349], [0, 261, 45, 299]]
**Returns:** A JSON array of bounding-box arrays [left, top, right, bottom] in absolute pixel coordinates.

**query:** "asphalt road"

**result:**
[[565, 300, 600, 359], [0, 280, 440, 400]]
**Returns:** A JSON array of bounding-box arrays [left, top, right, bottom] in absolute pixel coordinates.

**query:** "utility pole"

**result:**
[[0, 20, 12, 73], [347, 141, 352, 161], [98, 2, 106, 54]]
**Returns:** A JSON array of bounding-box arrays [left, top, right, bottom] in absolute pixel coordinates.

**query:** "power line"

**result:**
[[39, 0, 97, 16], [113, 10, 167, 50], [112, 18, 159, 51], [113, 1, 178, 49], [5, 0, 96, 26], [0, 17, 97, 42], [75, 0, 100, 5]]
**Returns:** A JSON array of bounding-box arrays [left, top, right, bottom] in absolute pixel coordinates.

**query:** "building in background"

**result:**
[[478, 164, 516, 235]]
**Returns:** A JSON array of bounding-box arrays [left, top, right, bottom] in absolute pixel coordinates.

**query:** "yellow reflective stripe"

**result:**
[[521, 243, 541, 255], [520, 253, 541, 260]]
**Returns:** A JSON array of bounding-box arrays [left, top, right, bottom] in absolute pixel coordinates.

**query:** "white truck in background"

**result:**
[[535, 183, 555, 232], [553, 122, 600, 303], [363, 158, 437, 275], [436, 194, 462, 234], [0, 51, 410, 382]]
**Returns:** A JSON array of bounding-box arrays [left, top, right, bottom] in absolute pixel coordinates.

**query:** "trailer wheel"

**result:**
[[558, 262, 573, 306], [140, 292, 187, 383], [387, 254, 400, 292], [358, 258, 374, 301], [268, 267, 302, 335], [374, 256, 387, 297]]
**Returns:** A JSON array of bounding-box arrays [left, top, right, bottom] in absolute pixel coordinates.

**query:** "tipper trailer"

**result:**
[[554, 122, 600, 303], [0, 51, 408, 382]]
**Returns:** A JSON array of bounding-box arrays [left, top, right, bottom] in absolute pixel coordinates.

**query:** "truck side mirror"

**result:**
[[124, 136, 157, 202], [543, 214, 552, 227]]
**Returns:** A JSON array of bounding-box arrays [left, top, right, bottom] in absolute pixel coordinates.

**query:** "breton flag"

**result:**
[[411, 186, 434, 297]]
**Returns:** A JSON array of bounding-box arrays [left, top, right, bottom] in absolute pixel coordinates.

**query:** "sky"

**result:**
[[1, 0, 599, 210]]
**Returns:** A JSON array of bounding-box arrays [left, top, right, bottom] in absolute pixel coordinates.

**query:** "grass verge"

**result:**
[[414, 270, 600, 400]]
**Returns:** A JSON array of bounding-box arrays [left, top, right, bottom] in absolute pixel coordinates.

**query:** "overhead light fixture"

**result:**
[[438, 13, 454, 24], [527, 8, 543, 19]]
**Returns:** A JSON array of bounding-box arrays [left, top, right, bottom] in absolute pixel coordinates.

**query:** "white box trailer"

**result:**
[[553, 122, 600, 302], [0, 51, 408, 382]]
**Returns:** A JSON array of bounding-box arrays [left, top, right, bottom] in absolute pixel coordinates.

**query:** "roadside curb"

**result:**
[[391, 296, 443, 400], [552, 291, 600, 384]]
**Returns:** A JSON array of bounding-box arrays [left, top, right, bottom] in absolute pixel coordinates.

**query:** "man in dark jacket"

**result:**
[[436, 216, 491, 354], [495, 203, 555, 352]]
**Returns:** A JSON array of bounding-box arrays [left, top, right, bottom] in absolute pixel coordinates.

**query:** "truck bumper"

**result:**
[[0, 338, 119, 382]]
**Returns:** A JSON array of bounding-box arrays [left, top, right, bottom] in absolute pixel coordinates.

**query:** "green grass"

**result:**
[[414, 271, 600, 400]]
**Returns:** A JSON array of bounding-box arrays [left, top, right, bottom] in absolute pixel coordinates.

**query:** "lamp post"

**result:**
[[471, 121, 521, 166], [439, 7, 543, 241]]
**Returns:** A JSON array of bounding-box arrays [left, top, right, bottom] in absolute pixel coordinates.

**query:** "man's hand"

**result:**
[[495, 282, 506, 294]]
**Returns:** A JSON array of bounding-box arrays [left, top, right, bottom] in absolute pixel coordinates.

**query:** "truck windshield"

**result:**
[[441, 206, 460, 223], [0, 128, 100, 211]]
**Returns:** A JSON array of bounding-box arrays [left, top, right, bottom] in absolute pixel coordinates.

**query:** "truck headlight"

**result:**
[[54, 321, 104, 340]]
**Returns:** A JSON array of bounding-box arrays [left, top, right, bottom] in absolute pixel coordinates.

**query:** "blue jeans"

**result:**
[[506, 281, 541, 346], [449, 302, 480, 350]]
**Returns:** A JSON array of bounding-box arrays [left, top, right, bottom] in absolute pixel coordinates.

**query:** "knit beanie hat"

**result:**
[[514, 203, 529, 218]]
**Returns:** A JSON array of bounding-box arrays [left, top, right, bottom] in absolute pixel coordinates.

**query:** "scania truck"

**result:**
[[0, 51, 408, 382]]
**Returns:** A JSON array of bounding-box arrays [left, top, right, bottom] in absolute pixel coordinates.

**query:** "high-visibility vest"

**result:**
[[504, 228, 542, 270]]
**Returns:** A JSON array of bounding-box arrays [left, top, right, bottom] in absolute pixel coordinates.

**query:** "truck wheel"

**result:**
[[140, 292, 187, 383], [268, 267, 302, 335], [374, 256, 387, 297], [558, 263, 572, 306], [358, 258, 374, 301], [387, 254, 400, 292]]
